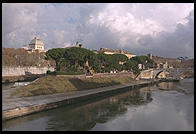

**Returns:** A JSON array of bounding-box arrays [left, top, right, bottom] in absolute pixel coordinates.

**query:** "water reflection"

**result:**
[[46, 87, 153, 131], [156, 80, 194, 95], [156, 82, 175, 90]]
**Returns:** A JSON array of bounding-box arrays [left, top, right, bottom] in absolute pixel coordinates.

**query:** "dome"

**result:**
[[29, 37, 44, 46]]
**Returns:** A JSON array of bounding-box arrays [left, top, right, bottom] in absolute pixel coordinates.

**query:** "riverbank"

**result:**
[[3, 72, 181, 121], [3, 78, 163, 121], [10, 75, 135, 98], [3, 78, 194, 131], [2, 74, 45, 84]]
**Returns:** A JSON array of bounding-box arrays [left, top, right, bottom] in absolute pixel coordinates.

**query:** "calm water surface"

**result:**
[[2, 78, 194, 131]]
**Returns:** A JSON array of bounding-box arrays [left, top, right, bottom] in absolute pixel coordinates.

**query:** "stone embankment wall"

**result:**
[[2, 66, 55, 76], [54, 72, 136, 79], [93, 72, 136, 78]]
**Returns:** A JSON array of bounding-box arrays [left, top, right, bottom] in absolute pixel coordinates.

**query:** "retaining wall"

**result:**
[[2, 66, 55, 76]]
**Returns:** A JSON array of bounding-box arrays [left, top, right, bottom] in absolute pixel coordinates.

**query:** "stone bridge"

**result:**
[[136, 68, 194, 80]]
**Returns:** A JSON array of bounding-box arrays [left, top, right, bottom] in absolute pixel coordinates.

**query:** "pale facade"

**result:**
[[156, 62, 168, 69], [99, 48, 136, 59], [147, 53, 153, 59], [103, 51, 116, 55], [75, 42, 82, 48], [29, 37, 45, 52], [138, 64, 145, 70], [124, 53, 136, 59]]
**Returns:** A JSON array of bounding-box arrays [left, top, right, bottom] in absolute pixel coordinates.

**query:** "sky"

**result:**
[[2, 3, 194, 58]]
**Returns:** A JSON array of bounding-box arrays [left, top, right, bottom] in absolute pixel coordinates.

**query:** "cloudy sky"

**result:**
[[2, 3, 194, 58]]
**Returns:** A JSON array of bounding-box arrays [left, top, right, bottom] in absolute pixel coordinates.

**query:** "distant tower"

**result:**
[[164, 61, 168, 68], [147, 53, 153, 59]]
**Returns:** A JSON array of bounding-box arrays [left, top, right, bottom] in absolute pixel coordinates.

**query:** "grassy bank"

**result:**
[[11, 75, 134, 97], [2, 74, 45, 84]]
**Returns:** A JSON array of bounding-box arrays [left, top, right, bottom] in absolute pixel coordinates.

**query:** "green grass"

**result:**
[[11, 75, 134, 97]]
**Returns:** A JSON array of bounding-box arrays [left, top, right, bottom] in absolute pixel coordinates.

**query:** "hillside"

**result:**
[[2, 47, 55, 67]]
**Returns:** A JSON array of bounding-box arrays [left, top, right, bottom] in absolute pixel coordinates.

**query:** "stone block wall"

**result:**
[[2, 66, 55, 76]]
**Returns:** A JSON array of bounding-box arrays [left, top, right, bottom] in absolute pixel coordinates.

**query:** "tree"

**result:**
[[124, 59, 140, 74], [45, 48, 65, 71], [132, 56, 155, 69]]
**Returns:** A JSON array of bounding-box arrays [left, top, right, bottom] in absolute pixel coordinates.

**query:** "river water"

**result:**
[[2, 78, 194, 131]]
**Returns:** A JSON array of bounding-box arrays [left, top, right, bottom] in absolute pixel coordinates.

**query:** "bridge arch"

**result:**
[[154, 70, 172, 79]]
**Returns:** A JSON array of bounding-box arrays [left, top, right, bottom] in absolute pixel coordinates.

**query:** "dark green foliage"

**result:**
[[124, 59, 140, 74], [45, 47, 152, 75], [46, 48, 66, 71], [132, 56, 151, 64], [132, 56, 155, 69], [112, 54, 128, 62], [46, 47, 96, 72]]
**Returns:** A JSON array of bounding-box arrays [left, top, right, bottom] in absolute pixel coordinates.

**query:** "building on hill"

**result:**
[[156, 62, 168, 69], [75, 42, 82, 48], [138, 64, 145, 70], [64, 42, 83, 49], [28, 37, 46, 53], [99, 48, 136, 59]]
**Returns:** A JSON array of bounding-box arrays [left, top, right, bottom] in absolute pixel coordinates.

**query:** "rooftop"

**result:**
[[29, 37, 44, 46], [100, 48, 136, 55]]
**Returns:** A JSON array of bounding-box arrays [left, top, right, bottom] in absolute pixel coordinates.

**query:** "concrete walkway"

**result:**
[[3, 80, 157, 120]]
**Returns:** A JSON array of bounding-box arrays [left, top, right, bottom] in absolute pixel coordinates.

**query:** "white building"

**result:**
[[28, 37, 45, 52], [75, 42, 82, 48], [138, 64, 145, 70], [99, 48, 136, 59], [138, 64, 143, 70]]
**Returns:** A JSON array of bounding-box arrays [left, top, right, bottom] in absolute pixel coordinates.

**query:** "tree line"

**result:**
[[46, 47, 155, 75]]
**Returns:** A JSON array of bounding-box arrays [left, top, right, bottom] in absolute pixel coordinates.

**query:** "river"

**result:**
[[2, 78, 194, 131]]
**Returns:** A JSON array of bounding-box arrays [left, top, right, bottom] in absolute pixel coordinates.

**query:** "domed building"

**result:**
[[29, 37, 45, 52]]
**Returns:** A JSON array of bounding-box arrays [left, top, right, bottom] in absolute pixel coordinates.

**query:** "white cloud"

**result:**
[[2, 3, 43, 47], [89, 4, 164, 36], [2, 3, 194, 58], [129, 3, 194, 32]]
